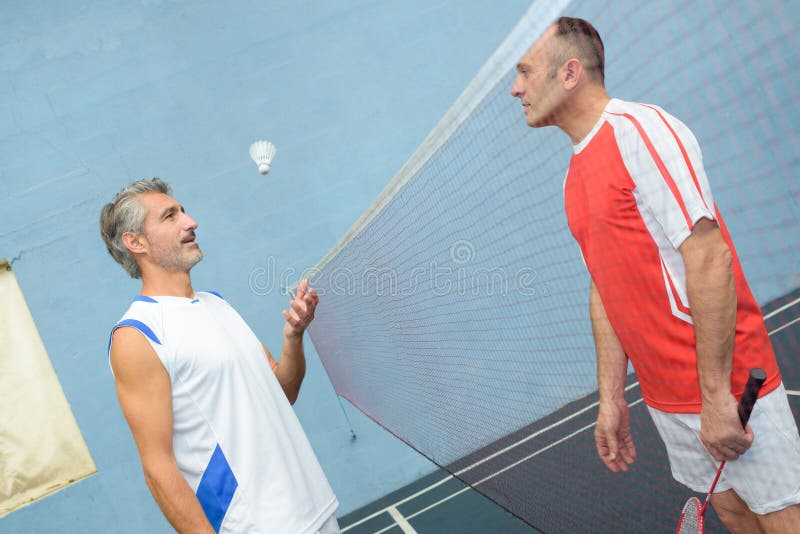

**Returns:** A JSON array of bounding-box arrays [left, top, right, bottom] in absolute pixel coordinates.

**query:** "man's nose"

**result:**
[[511, 75, 523, 98], [182, 213, 198, 230]]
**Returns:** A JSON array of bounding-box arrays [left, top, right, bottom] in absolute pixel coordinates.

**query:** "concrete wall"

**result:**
[[0, 1, 530, 531]]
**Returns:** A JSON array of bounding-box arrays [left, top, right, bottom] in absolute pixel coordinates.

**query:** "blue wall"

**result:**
[[0, 1, 531, 531]]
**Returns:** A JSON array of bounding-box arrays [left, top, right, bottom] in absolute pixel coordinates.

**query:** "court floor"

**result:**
[[339, 288, 800, 533]]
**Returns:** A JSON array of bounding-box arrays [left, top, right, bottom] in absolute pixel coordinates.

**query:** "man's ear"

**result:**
[[562, 58, 582, 90], [121, 231, 147, 255]]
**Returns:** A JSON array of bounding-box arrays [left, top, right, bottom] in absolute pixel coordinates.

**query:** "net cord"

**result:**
[[309, 0, 574, 275]]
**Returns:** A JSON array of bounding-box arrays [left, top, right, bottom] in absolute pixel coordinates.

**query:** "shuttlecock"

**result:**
[[249, 140, 277, 175]]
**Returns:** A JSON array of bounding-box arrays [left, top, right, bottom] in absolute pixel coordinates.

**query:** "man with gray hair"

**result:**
[[100, 178, 340, 533]]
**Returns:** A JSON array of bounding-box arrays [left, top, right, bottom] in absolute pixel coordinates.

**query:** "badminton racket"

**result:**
[[675, 367, 767, 533]]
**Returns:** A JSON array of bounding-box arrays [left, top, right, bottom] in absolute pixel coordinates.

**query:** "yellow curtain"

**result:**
[[0, 259, 96, 517]]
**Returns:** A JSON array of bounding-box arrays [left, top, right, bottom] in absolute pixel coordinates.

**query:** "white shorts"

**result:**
[[316, 514, 341, 534], [647, 382, 800, 515]]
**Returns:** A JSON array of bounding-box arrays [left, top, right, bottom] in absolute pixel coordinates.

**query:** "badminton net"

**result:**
[[306, 0, 800, 531]]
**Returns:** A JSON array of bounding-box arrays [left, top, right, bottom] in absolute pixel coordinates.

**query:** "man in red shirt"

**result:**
[[511, 16, 800, 532]]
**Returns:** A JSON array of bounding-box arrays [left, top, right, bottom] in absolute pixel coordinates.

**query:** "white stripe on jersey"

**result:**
[[605, 100, 716, 323]]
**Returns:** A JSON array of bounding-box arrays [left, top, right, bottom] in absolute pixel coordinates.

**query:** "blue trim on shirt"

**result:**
[[133, 295, 158, 303], [206, 290, 224, 300], [191, 299, 200, 304], [196, 445, 238, 532], [107, 319, 162, 356], [114, 319, 162, 345]]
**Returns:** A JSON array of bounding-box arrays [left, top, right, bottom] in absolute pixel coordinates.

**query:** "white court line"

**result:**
[[763, 296, 800, 320], [345, 312, 798, 532], [768, 316, 800, 336], [386, 506, 418, 534], [341, 381, 641, 532], [474, 398, 645, 487], [341, 477, 454, 531], [452, 380, 642, 478], [375, 487, 471, 533], [383, 399, 645, 533]]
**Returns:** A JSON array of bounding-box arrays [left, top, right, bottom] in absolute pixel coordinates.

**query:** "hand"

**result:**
[[282, 278, 319, 338], [700, 393, 753, 461], [595, 398, 637, 472]]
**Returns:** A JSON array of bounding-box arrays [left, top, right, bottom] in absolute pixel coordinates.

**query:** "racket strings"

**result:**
[[676, 497, 702, 533]]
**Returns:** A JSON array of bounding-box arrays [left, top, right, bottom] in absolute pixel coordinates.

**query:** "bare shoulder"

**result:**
[[110, 326, 166, 383], [110, 326, 173, 432], [110, 326, 175, 459]]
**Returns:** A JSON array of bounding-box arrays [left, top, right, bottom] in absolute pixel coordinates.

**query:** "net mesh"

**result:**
[[306, 0, 799, 531]]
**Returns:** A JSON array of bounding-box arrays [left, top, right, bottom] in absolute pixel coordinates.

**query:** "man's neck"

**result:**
[[557, 88, 611, 145], [140, 271, 195, 298]]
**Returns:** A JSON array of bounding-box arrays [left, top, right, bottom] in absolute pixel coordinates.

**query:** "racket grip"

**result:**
[[737, 368, 767, 427]]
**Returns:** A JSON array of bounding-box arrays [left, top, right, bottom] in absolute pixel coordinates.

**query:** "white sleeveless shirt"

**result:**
[[109, 292, 338, 533]]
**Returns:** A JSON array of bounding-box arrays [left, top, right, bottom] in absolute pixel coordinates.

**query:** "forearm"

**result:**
[[590, 280, 628, 403], [680, 221, 749, 459], [274, 278, 316, 403], [275, 325, 307, 404], [684, 245, 736, 401], [590, 280, 637, 471], [143, 457, 215, 534]]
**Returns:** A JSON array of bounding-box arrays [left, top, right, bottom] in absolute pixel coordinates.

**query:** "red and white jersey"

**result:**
[[564, 98, 780, 412]]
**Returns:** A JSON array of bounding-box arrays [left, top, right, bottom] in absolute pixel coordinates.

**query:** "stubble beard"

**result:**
[[153, 242, 204, 273]]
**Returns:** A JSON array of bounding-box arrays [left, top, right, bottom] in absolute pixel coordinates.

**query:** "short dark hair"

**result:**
[[549, 16, 605, 84]]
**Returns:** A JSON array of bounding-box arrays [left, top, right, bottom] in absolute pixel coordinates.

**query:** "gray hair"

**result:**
[[99, 178, 172, 278]]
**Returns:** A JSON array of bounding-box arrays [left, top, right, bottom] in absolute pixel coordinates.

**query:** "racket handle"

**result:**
[[737, 368, 767, 427]]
